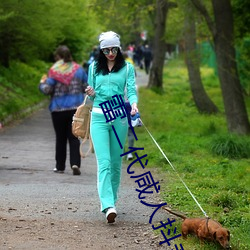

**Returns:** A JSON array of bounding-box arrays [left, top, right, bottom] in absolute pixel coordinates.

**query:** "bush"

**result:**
[[210, 192, 237, 209], [210, 135, 250, 159], [0, 60, 49, 123]]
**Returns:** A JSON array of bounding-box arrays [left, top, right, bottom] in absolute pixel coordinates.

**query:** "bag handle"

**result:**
[[79, 96, 93, 158], [83, 94, 88, 105], [79, 137, 94, 158], [79, 115, 94, 158]]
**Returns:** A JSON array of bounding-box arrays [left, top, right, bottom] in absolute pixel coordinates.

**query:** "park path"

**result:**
[[0, 70, 175, 250]]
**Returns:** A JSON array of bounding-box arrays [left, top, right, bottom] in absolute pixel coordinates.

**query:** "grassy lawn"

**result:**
[[133, 58, 250, 250]]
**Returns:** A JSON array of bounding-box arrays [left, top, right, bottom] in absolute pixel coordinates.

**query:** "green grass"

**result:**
[[133, 58, 250, 250], [0, 60, 50, 123]]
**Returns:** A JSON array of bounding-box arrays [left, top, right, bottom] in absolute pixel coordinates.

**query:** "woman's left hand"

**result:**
[[131, 103, 138, 116], [85, 86, 96, 97]]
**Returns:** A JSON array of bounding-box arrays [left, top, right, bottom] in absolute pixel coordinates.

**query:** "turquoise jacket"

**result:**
[[87, 62, 138, 108]]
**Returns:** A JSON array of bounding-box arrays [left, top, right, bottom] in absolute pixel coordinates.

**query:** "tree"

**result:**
[[0, 0, 58, 66], [0, 0, 98, 66], [148, 0, 177, 89], [232, 0, 250, 40], [184, 1, 218, 114], [232, 0, 250, 96], [191, 0, 250, 134], [91, 0, 156, 48]]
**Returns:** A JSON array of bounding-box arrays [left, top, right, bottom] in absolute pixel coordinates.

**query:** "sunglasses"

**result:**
[[102, 47, 119, 55]]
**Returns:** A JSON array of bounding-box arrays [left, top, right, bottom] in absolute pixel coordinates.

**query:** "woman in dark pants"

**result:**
[[39, 45, 88, 175]]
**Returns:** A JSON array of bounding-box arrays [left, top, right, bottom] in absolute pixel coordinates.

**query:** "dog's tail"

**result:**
[[162, 206, 187, 220]]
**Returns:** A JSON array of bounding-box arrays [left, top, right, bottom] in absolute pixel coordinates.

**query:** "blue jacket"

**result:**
[[39, 67, 88, 112]]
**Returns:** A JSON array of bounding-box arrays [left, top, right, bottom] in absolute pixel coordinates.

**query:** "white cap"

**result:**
[[99, 31, 121, 49]]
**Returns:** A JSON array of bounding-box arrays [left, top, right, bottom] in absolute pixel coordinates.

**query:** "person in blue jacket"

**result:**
[[39, 45, 88, 176], [86, 31, 138, 223]]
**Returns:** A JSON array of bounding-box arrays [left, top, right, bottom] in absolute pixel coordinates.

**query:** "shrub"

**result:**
[[210, 192, 237, 209], [210, 135, 250, 158]]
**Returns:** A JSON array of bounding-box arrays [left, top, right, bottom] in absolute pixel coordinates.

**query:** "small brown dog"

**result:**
[[162, 207, 231, 249]]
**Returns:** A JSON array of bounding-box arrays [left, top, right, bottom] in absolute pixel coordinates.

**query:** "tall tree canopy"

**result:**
[[0, 0, 98, 67], [91, 0, 155, 47]]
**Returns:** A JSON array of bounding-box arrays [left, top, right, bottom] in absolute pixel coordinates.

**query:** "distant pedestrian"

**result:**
[[143, 44, 152, 74], [39, 45, 88, 175], [123, 52, 138, 160], [87, 46, 99, 69], [85, 31, 138, 223], [134, 45, 144, 69]]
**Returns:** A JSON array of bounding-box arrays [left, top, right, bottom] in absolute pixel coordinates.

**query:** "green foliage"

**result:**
[[210, 192, 238, 209], [92, 0, 156, 46], [236, 37, 250, 95], [232, 0, 250, 39], [210, 134, 250, 159], [165, 2, 184, 44], [0, 0, 100, 66], [132, 58, 250, 249], [0, 60, 49, 122]]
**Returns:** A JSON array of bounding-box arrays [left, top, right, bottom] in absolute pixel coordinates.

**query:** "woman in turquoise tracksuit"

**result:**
[[86, 31, 138, 223]]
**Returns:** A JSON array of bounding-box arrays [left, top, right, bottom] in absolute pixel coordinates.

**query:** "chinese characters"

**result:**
[[99, 95, 184, 249]]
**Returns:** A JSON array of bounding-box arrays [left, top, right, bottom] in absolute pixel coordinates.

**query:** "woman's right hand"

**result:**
[[85, 86, 95, 97], [131, 103, 138, 116]]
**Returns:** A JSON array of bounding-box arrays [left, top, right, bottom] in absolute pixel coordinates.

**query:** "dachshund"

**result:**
[[162, 206, 231, 249]]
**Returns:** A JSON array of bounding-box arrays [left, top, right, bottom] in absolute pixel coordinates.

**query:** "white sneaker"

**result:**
[[72, 165, 81, 175], [127, 153, 133, 160], [53, 168, 64, 173], [106, 207, 117, 223]]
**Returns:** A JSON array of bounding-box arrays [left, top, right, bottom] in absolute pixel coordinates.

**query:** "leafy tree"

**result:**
[[0, 0, 99, 67], [183, 1, 218, 114], [54, 1, 99, 62], [232, 0, 250, 95], [232, 0, 250, 40], [0, 0, 58, 66], [148, 0, 177, 89], [190, 0, 250, 134], [91, 0, 155, 47], [164, 2, 184, 44]]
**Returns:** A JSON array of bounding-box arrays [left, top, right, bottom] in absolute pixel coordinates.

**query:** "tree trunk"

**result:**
[[147, 0, 169, 89], [191, 0, 250, 134], [184, 4, 218, 114], [212, 0, 250, 134]]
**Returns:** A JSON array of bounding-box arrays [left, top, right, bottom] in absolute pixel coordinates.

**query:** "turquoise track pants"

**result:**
[[90, 111, 128, 212]]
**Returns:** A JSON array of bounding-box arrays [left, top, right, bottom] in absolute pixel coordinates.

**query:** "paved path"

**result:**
[[0, 71, 176, 249], [0, 103, 162, 225], [135, 68, 149, 88]]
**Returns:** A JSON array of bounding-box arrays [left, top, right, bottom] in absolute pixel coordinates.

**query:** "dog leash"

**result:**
[[139, 118, 209, 218]]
